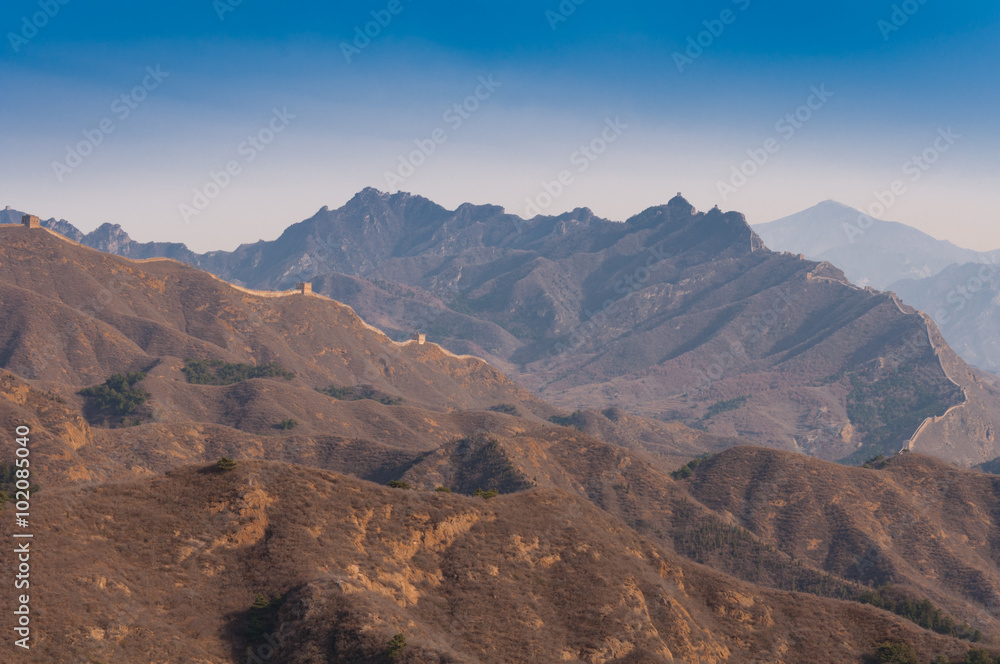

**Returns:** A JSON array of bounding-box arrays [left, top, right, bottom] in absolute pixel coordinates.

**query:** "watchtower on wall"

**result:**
[[411, 333, 426, 345], [22, 215, 40, 229], [296, 282, 312, 295]]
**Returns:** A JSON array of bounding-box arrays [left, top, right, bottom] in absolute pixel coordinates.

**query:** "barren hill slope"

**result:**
[[0, 460, 978, 664], [0, 225, 530, 414], [680, 447, 1000, 637]]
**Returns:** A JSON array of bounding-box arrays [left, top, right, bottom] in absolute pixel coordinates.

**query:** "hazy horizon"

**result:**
[[3, 1, 998, 252], [6, 190, 998, 257]]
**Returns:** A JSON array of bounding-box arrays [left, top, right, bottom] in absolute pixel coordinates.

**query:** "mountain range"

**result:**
[[753, 201, 1000, 376], [4, 192, 1000, 466], [1, 222, 1000, 662], [752, 200, 999, 290]]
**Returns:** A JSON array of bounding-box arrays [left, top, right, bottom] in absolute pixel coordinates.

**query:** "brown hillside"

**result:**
[[0, 461, 976, 664], [682, 447, 1000, 635], [0, 226, 535, 414]]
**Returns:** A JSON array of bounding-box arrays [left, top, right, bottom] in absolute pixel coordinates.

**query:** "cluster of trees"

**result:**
[[876, 641, 1000, 664], [861, 585, 983, 642], [846, 367, 954, 452], [547, 411, 585, 428], [317, 384, 402, 406], [702, 395, 751, 420], [79, 371, 150, 426], [183, 359, 295, 386]]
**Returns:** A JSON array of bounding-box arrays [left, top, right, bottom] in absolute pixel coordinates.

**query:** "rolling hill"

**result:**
[[0, 459, 981, 664]]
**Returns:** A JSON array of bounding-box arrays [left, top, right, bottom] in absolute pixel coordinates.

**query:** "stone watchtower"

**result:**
[[296, 282, 312, 295], [411, 333, 426, 345], [22, 215, 40, 229]]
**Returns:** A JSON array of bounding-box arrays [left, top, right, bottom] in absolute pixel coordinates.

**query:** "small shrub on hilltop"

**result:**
[[862, 454, 889, 469], [473, 488, 498, 500], [387, 480, 411, 490], [183, 359, 295, 386], [671, 454, 716, 480], [434, 486, 452, 493], [275, 418, 298, 430], [216, 457, 237, 472], [245, 592, 283, 652], [386, 632, 406, 660], [79, 372, 150, 426]]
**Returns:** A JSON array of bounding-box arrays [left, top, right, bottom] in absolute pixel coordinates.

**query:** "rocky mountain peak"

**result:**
[[666, 192, 696, 215]]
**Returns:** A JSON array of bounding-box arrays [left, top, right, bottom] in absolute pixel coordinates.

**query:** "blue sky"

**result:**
[[2, 0, 998, 252]]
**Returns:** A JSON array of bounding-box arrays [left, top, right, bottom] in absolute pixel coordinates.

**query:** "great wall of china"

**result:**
[[21, 216, 482, 364]]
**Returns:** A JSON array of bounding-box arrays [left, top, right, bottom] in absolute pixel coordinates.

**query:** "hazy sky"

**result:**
[[2, 1, 998, 252]]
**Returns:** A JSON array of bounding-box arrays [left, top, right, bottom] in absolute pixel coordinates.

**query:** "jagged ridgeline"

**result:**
[[6, 189, 996, 465]]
